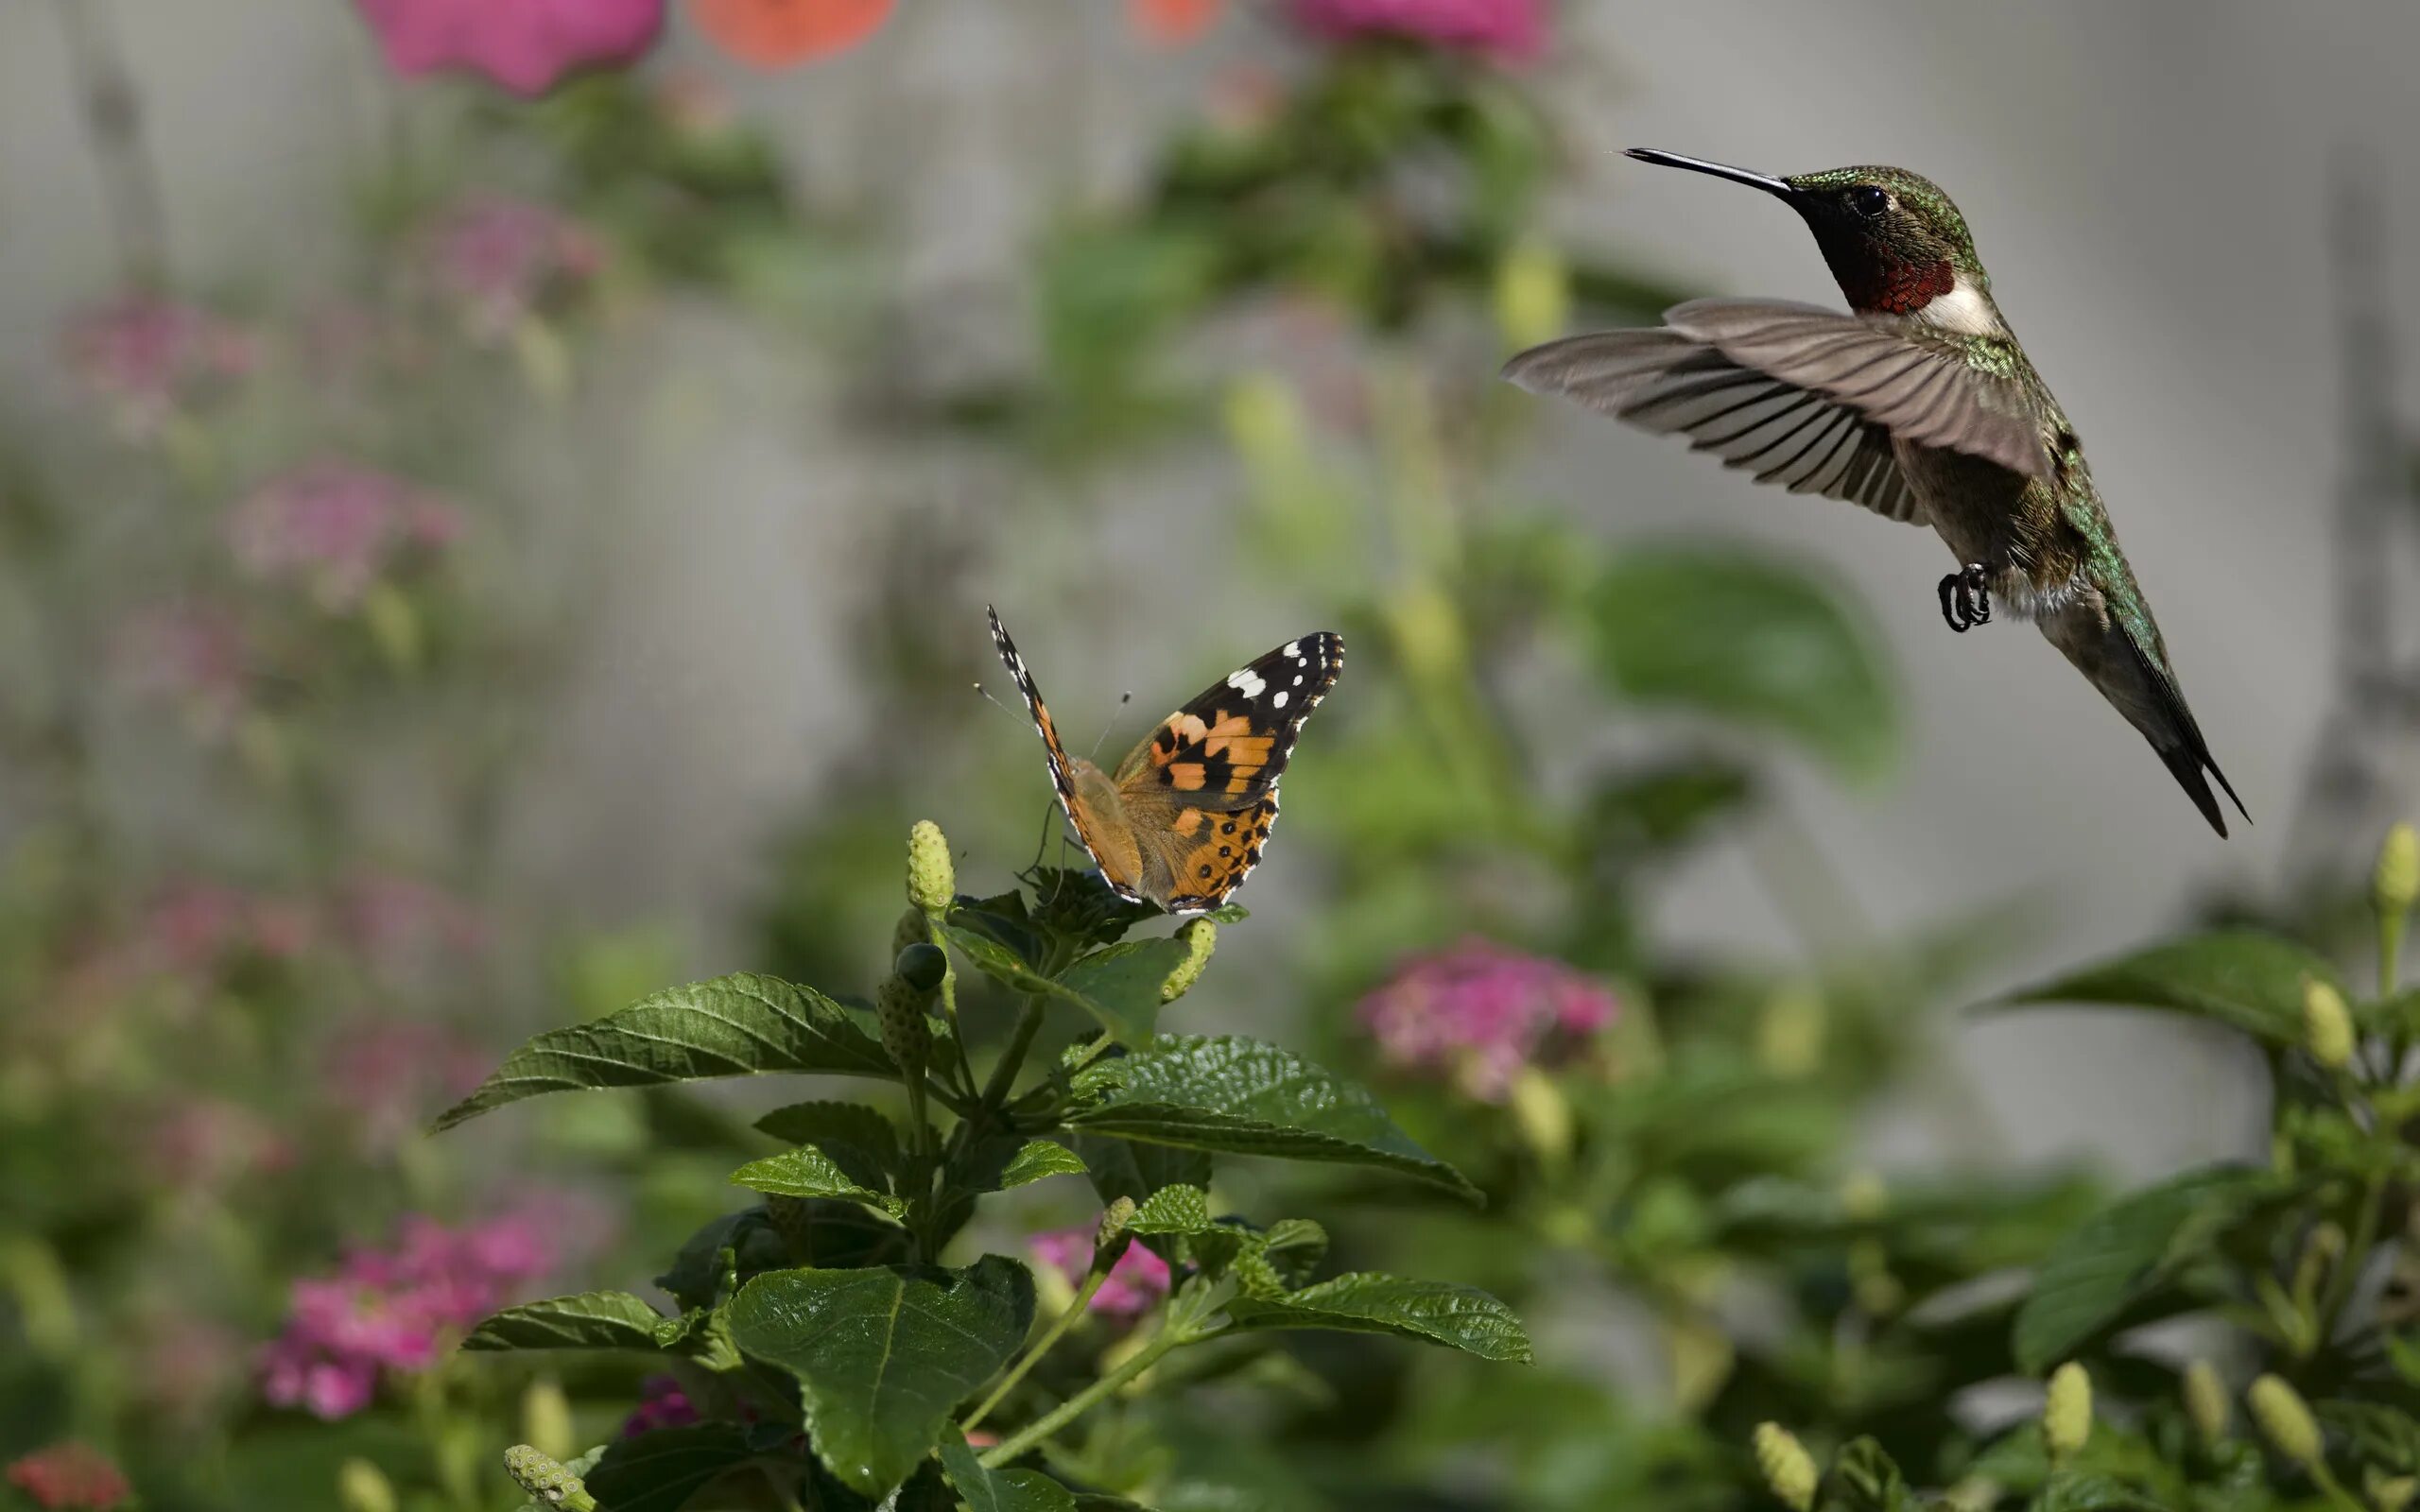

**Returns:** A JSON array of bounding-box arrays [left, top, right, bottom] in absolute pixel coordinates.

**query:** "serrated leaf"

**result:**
[[462, 1290, 666, 1353], [725, 1257, 1034, 1499], [938, 1428, 1078, 1512], [1128, 1184, 1217, 1235], [2315, 1400, 2420, 1472], [754, 1101, 903, 1182], [1994, 931, 2339, 1046], [1586, 545, 1897, 781], [1224, 1273, 1531, 1362], [1063, 1035, 1476, 1199], [435, 972, 894, 1130], [960, 1137, 1088, 1194], [731, 1145, 898, 1213], [2013, 1164, 2279, 1374], [585, 1424, 759, 1512], [940, 927, 1186, 1048]]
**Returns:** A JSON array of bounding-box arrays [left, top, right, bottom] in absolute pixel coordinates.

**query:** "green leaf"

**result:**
[[1075, 1134, 1211, 1208], [960, 1137, 1089, 1194], [731, 1146, 899, 1213], [2033, 1472, 2174, 1512], [939, 926, 1185, 1048], [725, 1257, 1035, 1499], [461, 1290, 666, 1353], [1128, 1183, 1217, 1235], [1584, 545, 1896, 781], [435, 972, 894, 1130], [585, 1425, 759, 1512], [1817, 1437, 1912, 1512], [2315, 1400, 2420, 1473], [2013, 1164, 2279, 1374], [754, 1101, 903, 1183], [1063, 1035, 1477, 1200], [1223, 1273, 1531, 1362], [1995, 931, 2339, 1046], [938, 1429, 1078, 1512]]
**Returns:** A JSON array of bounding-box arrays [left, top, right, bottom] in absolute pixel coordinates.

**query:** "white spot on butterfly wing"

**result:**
[[1271, 691, 1288, 709], [1226, 666, 1267, 699]]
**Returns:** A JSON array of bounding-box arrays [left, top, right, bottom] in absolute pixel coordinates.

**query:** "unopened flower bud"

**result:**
[[2249, 1373, 2325, 1469], [338, 1457, 398, 1512], [2044, 1362, 2092, 1461], [2378, 823, 2420, 920], [1493, 236, 1570, 352], [1755, 986, 1826, 1079], [2368, 1470, 2416, 1512], [1096, 1196, 1137, 1252], [895, 941, 948, 994], [1508, 1066, 1574, 1165], [1752, 1422, 1818, 1512], [2304, 978, 2356, 1070], [876, 973, 933, 1077], [521, 1376, 576, 1460], [2183, 1359, 2230, 1445], [505, 1445, 597, 1510], [907, 820, 954, 917], [891, 906, 931, 959], [1160, 919, 1216, 1004], [1840, 1171, 1888, 1223]]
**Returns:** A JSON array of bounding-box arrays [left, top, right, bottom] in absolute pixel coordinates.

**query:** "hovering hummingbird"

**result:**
[[1503, 149, 2244, 835]]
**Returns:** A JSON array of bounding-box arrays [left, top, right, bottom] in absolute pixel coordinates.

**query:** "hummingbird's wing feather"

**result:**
[[1663, 301, 2050, 479], [1500, 323, 1924, 522]]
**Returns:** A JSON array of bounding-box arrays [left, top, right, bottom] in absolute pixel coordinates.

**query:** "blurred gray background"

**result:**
[[4, 1, 2416, 1177]]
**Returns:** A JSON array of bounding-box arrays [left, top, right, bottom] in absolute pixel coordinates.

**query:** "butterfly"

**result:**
[[988, 607, 1344, 915]]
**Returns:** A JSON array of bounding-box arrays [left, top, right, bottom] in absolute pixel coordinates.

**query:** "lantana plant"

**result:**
[[450, 822, 1528, 1510]]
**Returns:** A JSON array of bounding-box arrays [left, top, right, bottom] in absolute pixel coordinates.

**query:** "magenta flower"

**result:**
[[622, 1375, 701, 1437], [1358, 937, 1616, 1100], [261, 1215, 554, 1419], [1286, 0, 1547, 61], [1030, 1227, 1174, 1320], [422, 197, 603, 340], [354, 0, 665, 96], [61, 295, 254, 438], [229, 460, 460, 610], [5, 1442, 132, 1510]]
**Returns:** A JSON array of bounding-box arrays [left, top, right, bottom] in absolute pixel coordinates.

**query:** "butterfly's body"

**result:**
[[1503, 150, 2244, 835], [989, 610, 1341, 913]]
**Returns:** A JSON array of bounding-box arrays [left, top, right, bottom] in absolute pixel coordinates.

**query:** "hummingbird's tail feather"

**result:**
[[2041, 607, 2246, 838]]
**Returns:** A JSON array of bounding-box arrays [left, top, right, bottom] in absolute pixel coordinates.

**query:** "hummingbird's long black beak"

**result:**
[[1626, 148, 1800, 204]]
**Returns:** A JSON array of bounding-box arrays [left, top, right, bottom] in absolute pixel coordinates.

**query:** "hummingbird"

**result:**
[[1503, 149, 2244, 835]]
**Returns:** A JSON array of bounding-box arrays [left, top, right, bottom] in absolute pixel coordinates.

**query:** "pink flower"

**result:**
[[338, 871, 490, 972], [354, 0, 665, 96], [229, 460, 459, 610], [61, 295, 254, 438], [137, 880, 317, 974], [1030, 1227, 1174, 1321], [622, 1375, 700, 1437], [261, 1215, 555, 1419], [115, 603, 251, 735], [148, 1097, 294, 1189], [6, 1443, 132, 1510], [320, 1019, 490, 1150], [1286, 0, 1547, 61], [422, 197, 602, 339], [1358, 938, 1616, 1100]]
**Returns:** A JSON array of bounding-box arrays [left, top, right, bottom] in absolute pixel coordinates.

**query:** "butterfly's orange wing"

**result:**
[[988, 607, 1145, 901]]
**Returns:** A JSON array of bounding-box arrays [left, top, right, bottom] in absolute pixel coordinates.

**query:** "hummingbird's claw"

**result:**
[[1938, 564, 1992, 632]]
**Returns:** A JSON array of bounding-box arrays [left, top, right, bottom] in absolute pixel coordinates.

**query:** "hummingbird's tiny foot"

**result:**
[[1937, 563, 1991, 632]]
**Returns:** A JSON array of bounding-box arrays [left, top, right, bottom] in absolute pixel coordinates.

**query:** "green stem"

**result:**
[[979, 998, 1048, 1116], [961, 1267, 1112, 1435], [2313, 1168, 2385, 1354], [976, 1325, 1183, 1469]]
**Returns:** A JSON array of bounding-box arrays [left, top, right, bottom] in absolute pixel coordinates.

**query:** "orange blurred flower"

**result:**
[[1132, 0, 1223, 46], [689, 0, 894, 68]]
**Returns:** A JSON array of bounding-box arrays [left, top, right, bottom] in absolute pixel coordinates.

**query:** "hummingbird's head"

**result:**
[[1629, 150, 1994, 327]]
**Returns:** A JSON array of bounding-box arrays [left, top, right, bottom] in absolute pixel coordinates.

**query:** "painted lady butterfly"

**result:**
[[988, 607, 1344, 914]]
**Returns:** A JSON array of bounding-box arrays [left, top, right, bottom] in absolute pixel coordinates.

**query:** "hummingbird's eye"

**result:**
[[1847, 185, 1891, 219]]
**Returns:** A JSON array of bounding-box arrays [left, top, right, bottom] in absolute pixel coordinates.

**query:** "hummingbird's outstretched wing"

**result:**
[[1502, 299, 2051, 521]]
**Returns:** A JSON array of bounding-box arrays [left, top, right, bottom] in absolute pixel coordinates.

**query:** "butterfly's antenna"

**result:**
[[972, 681, 1018, 717], [1084, 692, 1132, 763]]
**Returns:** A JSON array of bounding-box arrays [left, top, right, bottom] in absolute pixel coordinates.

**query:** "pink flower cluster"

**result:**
[[115, 604, 251, 736], [622, 1374, 700, 1437], [320, 1018, 491, 1150], [1358, 938, 1616, 1100], [423, 198, 603, 340], [229, 460, 462, 610], [261, 1215, 552, 1419], [355, 0, 665, 96], [5, 1443, 131, 1511], [1029, 1227, 1174, 1320], [1287, 0, 1547, 61], [140, 880, 314, 971], [61, 295, 254, 438]]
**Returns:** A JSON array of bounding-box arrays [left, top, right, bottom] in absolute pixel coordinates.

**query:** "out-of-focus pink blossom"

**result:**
[[1358, 938, 1616, 1100], [229, 461, 460, 610], [139, 881, 314, 973], [61, 295, 254, 438], [320, 1019, 490, 1150], [339, 871, 490, 972], [354, 0, 665, 96], [148, 1097, 296, 1189], [141, 1314, 247, 1426], [422, 197, 603, 340], [622, 1375, 700, 1437], [115, 603, 251, 736], [5, 1442, 132, 1510], [1030, 1227, 1174, 1320], [1286, 0, 1546, 61], [261, 1215, 554, 1419]]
